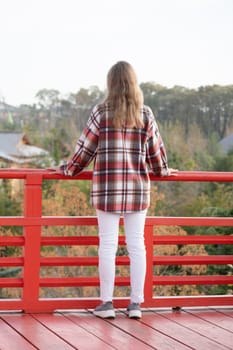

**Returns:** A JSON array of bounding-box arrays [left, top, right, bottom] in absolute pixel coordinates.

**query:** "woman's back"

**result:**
[[91, 103, 167, 212]]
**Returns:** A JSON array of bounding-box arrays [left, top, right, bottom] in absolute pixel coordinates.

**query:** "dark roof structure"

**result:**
[[219, 133, 233, 153]]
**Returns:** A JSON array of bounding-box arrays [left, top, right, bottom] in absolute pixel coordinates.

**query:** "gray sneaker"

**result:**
[[93, 302, 115, 319], [127, 303, 142, 319]]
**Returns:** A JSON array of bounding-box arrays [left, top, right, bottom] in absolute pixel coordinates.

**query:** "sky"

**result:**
[[0, 0, 233, 106]]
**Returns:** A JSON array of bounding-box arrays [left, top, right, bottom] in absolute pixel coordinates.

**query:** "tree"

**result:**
[[196, 85, 233, 139], [35, 89, 60, 109]]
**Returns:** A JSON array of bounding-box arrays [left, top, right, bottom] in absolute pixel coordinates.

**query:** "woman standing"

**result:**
[[51, 61, 176, 319]]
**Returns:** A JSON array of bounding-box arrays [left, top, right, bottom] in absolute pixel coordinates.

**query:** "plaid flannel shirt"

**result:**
[[60, 103, 169, 212]]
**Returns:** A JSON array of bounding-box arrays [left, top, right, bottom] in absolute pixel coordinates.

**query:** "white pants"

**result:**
[[96, 209, 147, 304]]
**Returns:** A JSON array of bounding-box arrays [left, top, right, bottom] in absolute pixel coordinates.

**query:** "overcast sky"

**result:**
[[0, 0, 233, 106]]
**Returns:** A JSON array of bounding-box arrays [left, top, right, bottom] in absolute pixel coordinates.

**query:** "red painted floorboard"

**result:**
[[160, 309, 233, 350], [64, 311, 153, 350], [0, 317, 36, 350], [185, 308, 233, 332], [32, 313, 114, 350], [0, 307, 232, 350], [1, 314, 75, 350], [107, 312, 191, 350], [139, 310, 219, 350]]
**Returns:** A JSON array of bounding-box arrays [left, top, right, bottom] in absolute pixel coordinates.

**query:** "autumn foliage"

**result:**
[[40, 181, 208, 298], [0, 178, 220, 300]]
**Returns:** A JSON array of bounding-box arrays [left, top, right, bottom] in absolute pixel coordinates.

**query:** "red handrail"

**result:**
[[0, 169, 233, 312]]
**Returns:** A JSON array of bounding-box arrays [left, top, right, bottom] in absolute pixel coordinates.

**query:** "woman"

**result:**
[[51, 61, 176, 319]]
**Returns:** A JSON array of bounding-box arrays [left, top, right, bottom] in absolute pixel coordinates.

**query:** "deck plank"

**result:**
[[185, 308, 233, 332], [161, 308, 233, 350], [0, 314, 75, 350], [64, 311, 154, 350], [213, 307, 233, 319], [107, 311, 191, 350], [33, 313, 115, 350], [0, 317, 36, 350], [139, 309, 221, 350]]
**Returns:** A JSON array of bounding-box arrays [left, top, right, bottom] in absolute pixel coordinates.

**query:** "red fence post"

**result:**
[[22, 174, 42, 312], [143, 222, 154, 307]]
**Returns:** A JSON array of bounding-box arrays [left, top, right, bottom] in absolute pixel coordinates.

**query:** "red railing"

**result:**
[[0, 169, 233, 312]]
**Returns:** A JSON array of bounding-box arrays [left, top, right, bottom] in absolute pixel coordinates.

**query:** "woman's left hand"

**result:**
[[47, 166, 63, 174]]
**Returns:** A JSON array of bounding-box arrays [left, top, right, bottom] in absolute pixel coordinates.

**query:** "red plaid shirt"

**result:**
[[60, 103, 169, 212]]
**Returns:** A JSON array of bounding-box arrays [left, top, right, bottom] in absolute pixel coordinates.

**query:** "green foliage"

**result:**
[[0, 179, 21, 217], [195, 206, 233, 294], [141, 83, 233, 140], [214, 148, 233, 172], [1, 83, 233, 163]]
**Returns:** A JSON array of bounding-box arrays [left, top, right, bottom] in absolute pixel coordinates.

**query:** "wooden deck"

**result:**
[[0, 307, 232, 350]]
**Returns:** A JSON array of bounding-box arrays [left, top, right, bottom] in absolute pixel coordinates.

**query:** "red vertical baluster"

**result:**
[[22, 173, 42, 312], [143, 222, 154, 307]]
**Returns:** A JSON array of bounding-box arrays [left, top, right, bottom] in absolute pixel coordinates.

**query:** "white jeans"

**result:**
[[96, 209, 147, 304]]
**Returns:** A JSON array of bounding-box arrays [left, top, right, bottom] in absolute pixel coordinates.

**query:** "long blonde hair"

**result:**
[[105, 61, 144, 129]]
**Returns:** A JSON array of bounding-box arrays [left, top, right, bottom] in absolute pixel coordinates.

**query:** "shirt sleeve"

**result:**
[[60, 105, 100, 176], [146, 109, 169, 176]]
